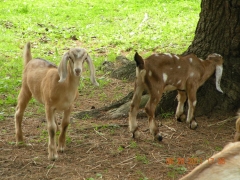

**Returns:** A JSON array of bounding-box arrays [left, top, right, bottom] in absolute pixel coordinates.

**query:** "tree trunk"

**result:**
[[182, 0, 240, 116]]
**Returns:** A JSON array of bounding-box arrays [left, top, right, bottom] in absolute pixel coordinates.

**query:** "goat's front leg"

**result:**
[[145, 93, 162, 141], [58, 106, 72, 152], [186, 87, 198, 129], [234, 117, 240, 141], [45, 106, 58, 160], [129, 86, 144, 138], [175, 90, 187, 122], [15, 88, 32, 144]]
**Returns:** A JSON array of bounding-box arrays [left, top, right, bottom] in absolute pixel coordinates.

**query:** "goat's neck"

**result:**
[[200, 60, 217, 85]]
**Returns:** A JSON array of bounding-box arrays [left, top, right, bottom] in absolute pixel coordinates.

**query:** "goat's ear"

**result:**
[[58, 52, 69, 82], [207, 54, 223, 65], [134, 52, 144, 69], [86, 54, 99, 86]]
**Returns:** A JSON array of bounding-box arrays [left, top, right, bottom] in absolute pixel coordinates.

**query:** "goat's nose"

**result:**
[[75, 68, 81, 75]]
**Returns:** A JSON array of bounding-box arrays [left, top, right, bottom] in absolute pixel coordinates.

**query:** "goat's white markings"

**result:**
[[190, 72, 194, 77], [163, 73, 168, 82], [189, 58, 193, 63], [178, 66, 181, 69], [174, 55, 179, 59], [149, 70, 152, 77], [193, 100, 197, 107], [136, 67, 139, 77], [164, 53, 172, 58], [177, 80, 181, 84]]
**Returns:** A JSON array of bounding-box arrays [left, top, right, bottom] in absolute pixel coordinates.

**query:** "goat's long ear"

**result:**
[[58, 52, 69, 82], [86, 54, 99, 86], [134, 52, 144, 69]]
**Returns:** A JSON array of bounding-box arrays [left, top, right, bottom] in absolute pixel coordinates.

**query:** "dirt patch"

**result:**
[[0, 77, 236, 180]]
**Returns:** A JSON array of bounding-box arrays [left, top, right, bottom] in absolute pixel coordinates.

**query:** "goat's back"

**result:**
[[23, 59, 58, 104], [142, 53, 205, 90]]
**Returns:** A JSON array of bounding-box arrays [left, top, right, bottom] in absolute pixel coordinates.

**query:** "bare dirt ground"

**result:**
[[0, 76, 236, 180]]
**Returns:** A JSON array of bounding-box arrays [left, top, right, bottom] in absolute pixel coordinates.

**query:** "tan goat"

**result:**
[[179, 141, 240, 180], [180, 117, 240, 179], [129, 52, 224, 141], [15, 42, 99, 160]]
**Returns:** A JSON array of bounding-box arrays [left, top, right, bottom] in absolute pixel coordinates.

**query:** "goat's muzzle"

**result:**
[[75, 68, 81, 76]]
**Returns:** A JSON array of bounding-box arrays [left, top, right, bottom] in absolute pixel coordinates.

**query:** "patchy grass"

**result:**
[[0, 2, 205, 178]]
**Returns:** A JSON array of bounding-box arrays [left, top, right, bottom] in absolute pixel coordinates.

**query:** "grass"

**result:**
[[0, 0, 201, 119], [167, 165, 187, 178]]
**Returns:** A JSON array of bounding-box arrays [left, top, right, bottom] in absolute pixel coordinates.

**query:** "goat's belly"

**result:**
[[163, 85, 177, 92], [55, 102, 73, 111]]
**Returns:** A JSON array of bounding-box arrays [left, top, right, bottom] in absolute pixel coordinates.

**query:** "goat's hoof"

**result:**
[[132, 131, 140, 139], [57, 147, 65, 153], [157, 135, 163, 141], [48, 154, 58, 161], [190, 121, 198, 130], [177, 114, 186, 122], [154, 134, 163, 141]]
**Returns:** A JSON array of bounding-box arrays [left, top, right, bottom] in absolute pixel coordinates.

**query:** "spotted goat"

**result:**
[[129, 52, 224, 140]]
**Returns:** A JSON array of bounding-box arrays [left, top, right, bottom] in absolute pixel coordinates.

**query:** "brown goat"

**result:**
[[129, 52, 224, 140], [15, 42, 98, 160]]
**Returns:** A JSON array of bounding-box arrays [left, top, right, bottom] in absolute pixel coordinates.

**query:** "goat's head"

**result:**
[[206, 53, 224, 93], [58, 48, 99, 86]]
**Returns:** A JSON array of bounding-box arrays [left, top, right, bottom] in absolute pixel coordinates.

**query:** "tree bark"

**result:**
[[182, 0, 240, 116]]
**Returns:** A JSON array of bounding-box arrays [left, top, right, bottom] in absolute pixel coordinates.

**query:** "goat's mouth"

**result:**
[[75, 72, 81, 77]]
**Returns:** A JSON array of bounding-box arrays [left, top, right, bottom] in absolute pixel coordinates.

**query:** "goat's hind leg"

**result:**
[[175, 90, 187, 122], [15, 87, 32, 144], [129, 86, 144, 139], [58, 106, 72, 152], [145, 91, 163, 141], [186, 87, 198, 129]]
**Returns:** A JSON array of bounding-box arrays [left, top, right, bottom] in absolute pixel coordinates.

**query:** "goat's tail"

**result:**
[[23, 42, 32, 67], [134, 52, 146, 83], [134, 52, 144, 70]]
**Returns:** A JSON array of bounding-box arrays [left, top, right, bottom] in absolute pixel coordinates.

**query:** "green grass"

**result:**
[[0, 0, 200, 119]]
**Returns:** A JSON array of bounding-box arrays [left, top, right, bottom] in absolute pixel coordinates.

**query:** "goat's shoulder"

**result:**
[[181, 54, 204, 66]]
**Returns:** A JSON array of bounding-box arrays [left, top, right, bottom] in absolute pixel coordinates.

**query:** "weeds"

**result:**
[[136, 154, 149, 164], [167, 165, 187, 178]]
